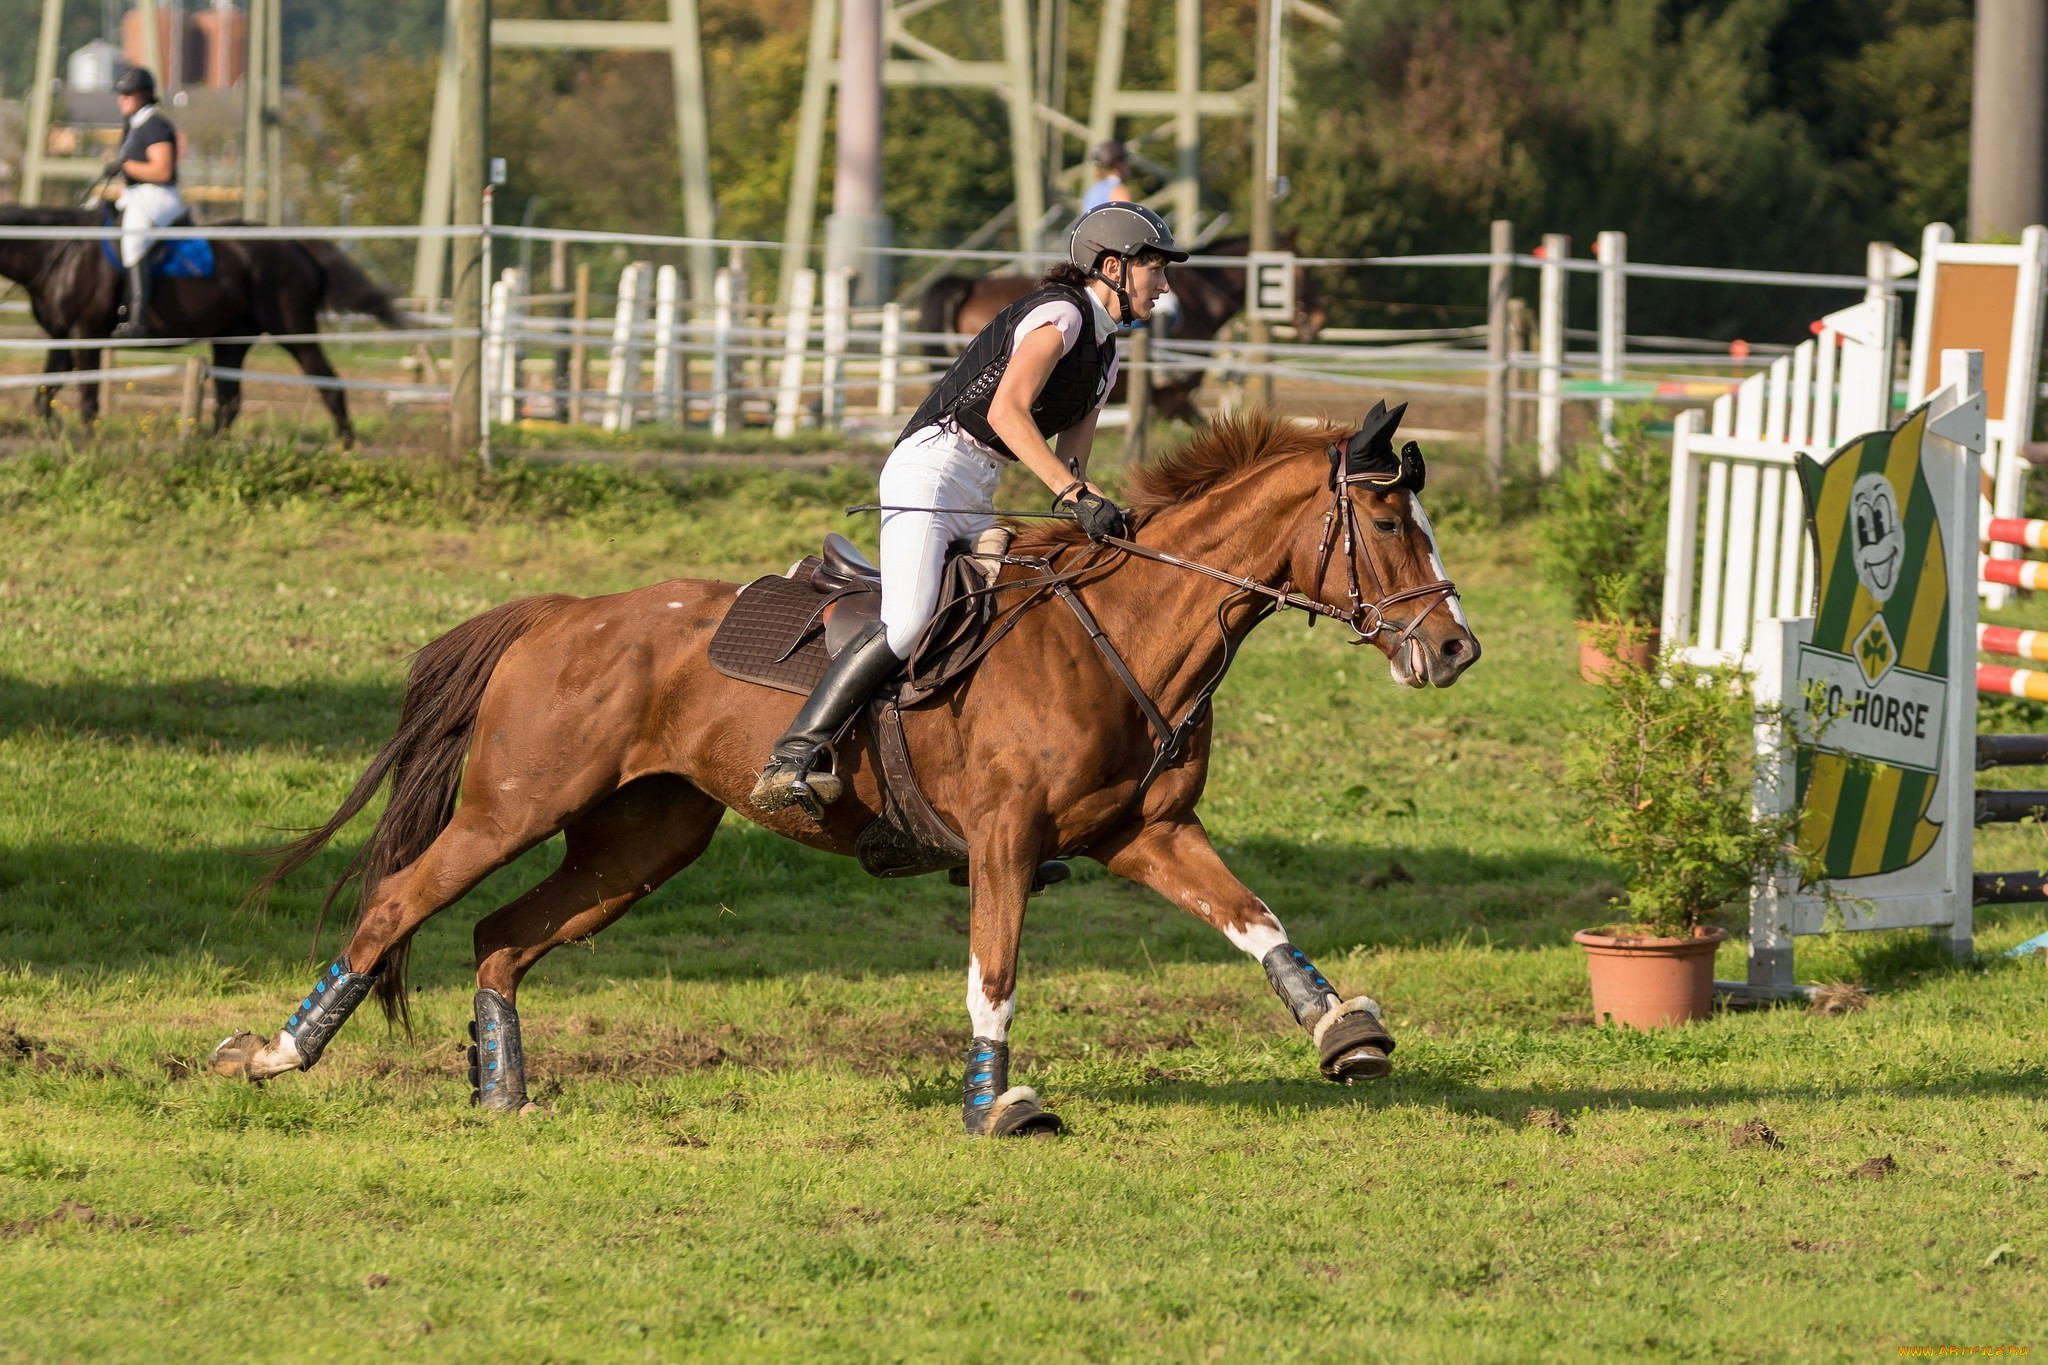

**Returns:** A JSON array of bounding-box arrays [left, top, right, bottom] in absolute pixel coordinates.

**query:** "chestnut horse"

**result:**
[[920, 237, 1326, 425], [209, 408, 1479, 1136], [0, 206, 403, 442]]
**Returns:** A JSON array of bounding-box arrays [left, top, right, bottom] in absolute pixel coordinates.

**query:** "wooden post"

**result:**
[[1507, 296, 1533, 445], [1537, 232, 1568, 477], [1245, 0, 1276, 408], [569, 262, 590, 425], [180, 356, 205, 433], [1483, 218, 1512, 489], [263, 0, 283, 225], [23, 0, 64, 204], [1125, 327, 1151, 465], [447, 0, 489, 459]]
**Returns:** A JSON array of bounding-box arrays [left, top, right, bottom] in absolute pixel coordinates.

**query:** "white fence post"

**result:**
[[652, 263, 681, 426], [878, 300, 901, 418], [775, 267, 816, 438], [603, 261, 651, 433], [1597, 229, 1626, 445], [710, 265, 733, 437], [489, 266, 527, 427], [1537, 233, 1568, 475], [820, 266, 851, 428]]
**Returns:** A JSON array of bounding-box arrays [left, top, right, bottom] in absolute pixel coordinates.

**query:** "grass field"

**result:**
[[0, 419, 2043, 1362]]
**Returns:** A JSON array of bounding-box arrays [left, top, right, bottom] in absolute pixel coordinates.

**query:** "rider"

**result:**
[[1081, 141, 1134, 213], [108, 66, 183, 341], [749, 204, 1185, 817]]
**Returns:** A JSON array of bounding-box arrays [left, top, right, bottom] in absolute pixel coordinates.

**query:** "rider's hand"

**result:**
[[1065, 488, 1129, 542]]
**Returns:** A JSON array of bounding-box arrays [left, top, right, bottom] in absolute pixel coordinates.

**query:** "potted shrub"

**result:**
[[1561, 601, 1821, 1028], [1536, 408, 1669, 682]]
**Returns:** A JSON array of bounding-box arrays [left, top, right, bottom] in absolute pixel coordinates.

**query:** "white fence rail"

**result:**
[[0, 219, 1995, 462]]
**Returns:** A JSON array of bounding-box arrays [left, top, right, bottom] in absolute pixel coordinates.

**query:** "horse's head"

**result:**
[[1302, 401, 1479, 688]]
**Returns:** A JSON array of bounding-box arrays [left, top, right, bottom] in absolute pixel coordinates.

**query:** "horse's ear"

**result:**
[[1398, 440, 1426, 493], [1345, 401, 1407, 479]]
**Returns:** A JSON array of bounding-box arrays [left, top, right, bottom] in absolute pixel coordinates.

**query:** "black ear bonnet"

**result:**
[[1329, 399, 1425, 492]]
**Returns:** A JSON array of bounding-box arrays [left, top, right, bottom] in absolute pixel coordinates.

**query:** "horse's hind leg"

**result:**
[[465, 774, 724, 1112], [1100, 816, 1395, 1083], [283, 342, 353, 446], [34, 347, 73, 424], [210, 783, 602, 1084], [210, 342, 248, 432]]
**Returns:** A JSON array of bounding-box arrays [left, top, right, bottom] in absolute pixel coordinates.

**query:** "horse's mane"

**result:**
[[1009, 410, 1347, 551], [0, 206, 97, 226]]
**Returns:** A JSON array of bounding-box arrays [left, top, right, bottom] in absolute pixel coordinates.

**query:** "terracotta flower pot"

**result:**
[[1576, 621, 1661, 685], [1572, 925, 1729, 1029]]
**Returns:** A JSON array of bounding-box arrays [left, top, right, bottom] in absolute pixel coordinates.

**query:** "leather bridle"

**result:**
[[1093, 450, 1461, 652]]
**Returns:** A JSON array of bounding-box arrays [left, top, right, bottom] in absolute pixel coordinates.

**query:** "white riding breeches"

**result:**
[[877, 424, 1002, 659], [114, 183, 184, 268]]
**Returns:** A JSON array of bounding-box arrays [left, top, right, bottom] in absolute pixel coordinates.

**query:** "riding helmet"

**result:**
[[1067, 204, 1188, 272], [113, 66, 156, 99]]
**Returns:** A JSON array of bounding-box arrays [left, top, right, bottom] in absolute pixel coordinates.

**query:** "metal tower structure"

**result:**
[[412, 0, 716, 305]]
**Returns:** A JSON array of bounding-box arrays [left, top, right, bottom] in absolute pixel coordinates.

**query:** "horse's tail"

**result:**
[[297, 238, 408, 328], [245, 593, 576, 1030], [918, 276, 977, 356]]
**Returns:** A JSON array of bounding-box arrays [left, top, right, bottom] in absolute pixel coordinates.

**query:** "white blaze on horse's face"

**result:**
[[1407, 496, 1469, 631], [966, 955, 1015, 1041]]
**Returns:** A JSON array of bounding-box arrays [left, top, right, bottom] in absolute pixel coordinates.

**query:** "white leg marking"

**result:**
[[1408, 496, 1471, 629], [965, 955, 1016, 1041], [1220, 899, 1290, 960]]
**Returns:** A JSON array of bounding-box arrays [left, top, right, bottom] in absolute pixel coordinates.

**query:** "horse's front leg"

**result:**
[[1102, 816, 1395, 1082], [959, 831, 1065, 1138], [34, 346, 73, 424]]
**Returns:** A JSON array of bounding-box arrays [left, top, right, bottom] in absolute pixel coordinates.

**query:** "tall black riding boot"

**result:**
[[112, 265, 151, 340], [750, 620, 901, 818]]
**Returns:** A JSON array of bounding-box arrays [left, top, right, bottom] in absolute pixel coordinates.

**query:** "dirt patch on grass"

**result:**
[[1854, 1154, 1898, 1180], [1526, 1107, 1573, 1136], [0, 1025, 122, 1078], [1730, 1119, 1783, 1150], [0, 1203, 150, 1239], [1808, 983, 1871, 1016]]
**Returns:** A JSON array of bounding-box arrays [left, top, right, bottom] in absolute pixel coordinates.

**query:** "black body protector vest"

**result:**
[[900, 283, 1117, 459]]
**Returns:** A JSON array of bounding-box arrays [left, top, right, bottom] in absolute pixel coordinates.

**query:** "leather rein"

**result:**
[[901, 459, 1464, 809]]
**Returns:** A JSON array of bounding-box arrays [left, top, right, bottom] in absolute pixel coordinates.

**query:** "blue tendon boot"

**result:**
[[208, 955, 377, 1080], [1261, 942, 1396, 1083], [468, 988, 530, 1112], [960, 1036, 1063, 1138]]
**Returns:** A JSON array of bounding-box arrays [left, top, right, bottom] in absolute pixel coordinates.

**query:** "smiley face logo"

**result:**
[[1849, 472, 1904, 602]]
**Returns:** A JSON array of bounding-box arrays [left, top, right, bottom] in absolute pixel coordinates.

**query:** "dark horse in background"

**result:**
[[919, 237, 1326, 425], [0, 206, 405, 444]]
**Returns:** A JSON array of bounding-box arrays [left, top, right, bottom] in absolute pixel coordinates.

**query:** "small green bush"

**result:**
[[1562, 591, 1814, 935], [1535, 408, 1669, 625]]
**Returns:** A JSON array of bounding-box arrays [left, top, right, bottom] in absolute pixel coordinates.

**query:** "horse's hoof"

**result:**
[[208, 1030, 263, 1080], [983, 1086, 1065, 1138], [1315, 998, 1396, 1083]]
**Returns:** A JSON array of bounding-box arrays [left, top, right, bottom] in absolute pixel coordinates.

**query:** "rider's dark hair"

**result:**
[[1040, 248, 1172, 291]]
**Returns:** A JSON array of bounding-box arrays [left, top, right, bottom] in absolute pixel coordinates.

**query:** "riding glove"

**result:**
[[1067, 489, 1129, 542]]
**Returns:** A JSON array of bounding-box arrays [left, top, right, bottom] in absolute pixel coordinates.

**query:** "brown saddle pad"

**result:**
[[705, 558, 843, 696], [707, 549, 993, 699]]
